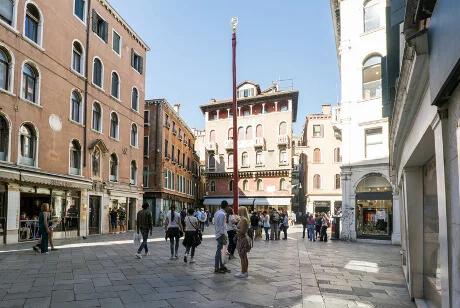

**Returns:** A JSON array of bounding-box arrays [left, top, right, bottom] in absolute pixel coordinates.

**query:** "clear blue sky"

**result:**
[[109, 0, 340, 135]]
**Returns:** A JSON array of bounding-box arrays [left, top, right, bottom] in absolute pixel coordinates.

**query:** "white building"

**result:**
[[330, 0, 400, 244]]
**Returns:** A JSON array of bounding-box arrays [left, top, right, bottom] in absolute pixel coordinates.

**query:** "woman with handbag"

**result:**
[[165, 204, 183, 260], [233, 206, 251, 278], [182, 208, 201, 264], [38, 203, 51, 254]]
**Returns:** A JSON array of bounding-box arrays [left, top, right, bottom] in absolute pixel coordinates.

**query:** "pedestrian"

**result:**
[[282, 211, 289, 240], [291, 211, 297, 227], [205, 210, 210, 228], [159, 211, 164, 227], [180, 208, 187, 229], [119, 209, 126, 233], [38, 203, 51, 254], [315, 213, 322, 240], [135, 202, 153, 259], [198, 208, 206, 232], [226, 207, 237, 259], [262, 211, 270, 241], [213, 200, 230, 274], [110, 208, 118, 234], [183, 208, 201, 264], [249, 210, 259, 246], [234, 206, 251, 278], [165, 204, 183, 260], [320, 213, 330, 242], [269, 208, 280, 240], [301, 212, 308, 239], [308, 214, 316, 241]]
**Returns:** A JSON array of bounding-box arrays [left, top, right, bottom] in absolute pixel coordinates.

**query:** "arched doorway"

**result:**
[[355, 175, 392, 239]]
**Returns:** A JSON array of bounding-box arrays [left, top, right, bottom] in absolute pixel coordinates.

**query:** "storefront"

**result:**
[[355, 176, 393, 240]]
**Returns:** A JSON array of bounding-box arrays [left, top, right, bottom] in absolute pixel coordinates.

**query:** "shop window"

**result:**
[[109, 112, 119, 139], [19, 123, 36, 166], [93, 58, 103, 88], [111, 71, 120, 99], [72, 41, 84, 75], [210, 180, 216, 192], [69, 140, 81, 175], [243, 180, 248, 191], [131, 123, 138, 147], [363, 56, 382, 99], [71, 91, 83, 124], [313, 174, 321, 189], [256, 179, 263, 191], [313, 148, 321, 163], [92, 102, 102, 132], [130, 160, 137, 185], [132, 87, 139, 111], [0, 115, 9, 161]]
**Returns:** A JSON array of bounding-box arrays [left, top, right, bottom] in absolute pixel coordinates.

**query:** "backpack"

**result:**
[[272, 212, 280, 222], [250, 214, 259, 226], [200, 212, 206, 222]]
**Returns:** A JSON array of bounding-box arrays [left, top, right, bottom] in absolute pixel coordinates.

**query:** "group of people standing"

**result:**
[[301, 212, 331, 242], [109, 208, 127, 234]]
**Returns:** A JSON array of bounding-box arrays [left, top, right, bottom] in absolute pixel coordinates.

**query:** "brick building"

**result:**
[[143, 100, 200, 225], [0, 0, 148, 243], [199, 81, 299, 212]]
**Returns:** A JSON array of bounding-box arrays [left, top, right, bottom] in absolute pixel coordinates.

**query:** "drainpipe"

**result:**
[[83, 0, 92, 168], [154, 102, 161, 187]]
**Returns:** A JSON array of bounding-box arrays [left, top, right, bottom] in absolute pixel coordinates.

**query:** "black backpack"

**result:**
[[250, 214, 259, 226]]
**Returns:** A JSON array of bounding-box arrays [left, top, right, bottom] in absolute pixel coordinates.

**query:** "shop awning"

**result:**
[[203, 198, 255, 206], [20, 172, 93, 190], [254, 198, 291, 206]]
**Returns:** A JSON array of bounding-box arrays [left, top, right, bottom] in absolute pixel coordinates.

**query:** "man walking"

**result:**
[[135, 202, 153, 259], [198, 208, 206, 232], [269, 208, 280, 240], [301, 212, 308, 238], [214, 200, 229, 273]]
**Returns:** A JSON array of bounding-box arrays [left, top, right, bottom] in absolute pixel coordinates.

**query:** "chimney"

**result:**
[[210, 98, 216, 103], [322, 104, 331, 115], [173, 103, 180, 114]]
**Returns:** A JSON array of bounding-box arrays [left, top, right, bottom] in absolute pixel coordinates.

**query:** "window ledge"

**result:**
[[68, 173, 84, 178], [110, 95, 121, 103], [17, 163, 40, 170], [71, 69, 86, 80], [357, 96, 382, 103], [131, 66, 141, 75], [109, 180, 118, 183], [131, 109, 141, 115], [0, 20, 19, 35], [93, 32, 107, 45], [92, 83, 105, 93], [130, 145, 139, 149], [19, 97, 43, 109], [73, 14, 87, 27], [109, 136, 120, 142], [69, 119, 84, 127], [22, 35, 45, 52], [360, 26, 385, 37], [90, 129, 103, 135], [144, 123, 150, 126], [0, 88, 15, 97], [255, 164, 265, 167]]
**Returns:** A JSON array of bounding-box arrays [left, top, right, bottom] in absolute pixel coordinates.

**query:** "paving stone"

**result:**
[[24, 296, 51, 308], [99, 297, 125, 308], [51, 290, 74, 302], [0, 299, 26, 308]]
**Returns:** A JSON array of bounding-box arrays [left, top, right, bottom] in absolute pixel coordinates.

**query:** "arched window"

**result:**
[[72, 41, 84, 75], [210, 180, 216, 192], [313, 148, 321, 163], [111, 71, 120, 99], [93, 58, 103, 88], [109, 153, 118, 181], [209, 154, 216, 169], [256, 150, 263, 165], [130, 160, 137, 185], [243, 180, 248, 191], [69, 140, 81, 175], [0, 115, 9, 161], [334, 147, 341, 163], [131, 87, 139, 111], [313, 174, 321, 189], [256, 179, 263, 191], [279, 149, 287, 164], [279, 121, 287, 134], [363, 56, 382, 99], [0, 48, 11, 91], [229, 180, 233, 192], [246, 126, 253, 140], [71, 91, 82, 123], [209, 130, 216, 142], [25, 3, 42, 45], [131, 123, 138, 147], [228, 127, 233, 140], [256, 124, 263, 138], [335, 174, 341, 189], [92, 147, 100, 178], [279, 178, 287, 190], [238, 127, 244, 140], [0, 0, 16, 26], [19, 124, 36, 166], [228, 153, 233, 168], [92, 102, 102, 132], [110, 112, 118, 139], [242, 151, 248, 166], [22, 63, 38, 103], [364, 0, 380, 33]]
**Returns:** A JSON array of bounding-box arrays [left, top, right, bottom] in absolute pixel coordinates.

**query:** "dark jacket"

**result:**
[[137, 209, 153, 230], [301, 214, 308, 227]]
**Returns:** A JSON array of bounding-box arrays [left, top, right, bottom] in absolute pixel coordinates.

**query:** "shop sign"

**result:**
[[19, 186, 35, 193], [36, 188, 51, 195]]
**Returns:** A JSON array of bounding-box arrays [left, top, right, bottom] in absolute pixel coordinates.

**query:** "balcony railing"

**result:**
[[207, 142, 217, 152], [225, 140, 233, 150], [277, 135, 289, 146], [254, 137, 264, 148], [363, 80, 382, 100]]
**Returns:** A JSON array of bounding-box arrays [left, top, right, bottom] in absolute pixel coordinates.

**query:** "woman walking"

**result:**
[[307, 214, 316, 241], [38, 203, 51, 254], [226, 208, 237, 259], [320, 213, 330, 242], [165, 204, 183, 260], [183, 208, 201, 264], [282, 211, 289, 240], [262, 211, 270, 241], [233, 206, 251, 278]]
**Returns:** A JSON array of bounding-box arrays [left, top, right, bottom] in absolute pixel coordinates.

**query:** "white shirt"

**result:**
[[167, 211, 180, 229], [227, 214, 235, 230], [214, 209, 227, 238], [263, 214, 270, 228]]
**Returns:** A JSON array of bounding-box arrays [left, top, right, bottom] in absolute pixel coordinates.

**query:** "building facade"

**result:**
[[330, 0, 400, 244], [384, 0, 460, 306], [303, 105, 342, 215], [143, 100, 200, 225], [0, 0, 148, 243], [199, 81, 299, 212], [291, 135, 307, 215]]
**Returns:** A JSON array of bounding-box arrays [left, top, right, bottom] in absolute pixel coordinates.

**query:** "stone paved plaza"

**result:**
[[0, 226, 415, 308]]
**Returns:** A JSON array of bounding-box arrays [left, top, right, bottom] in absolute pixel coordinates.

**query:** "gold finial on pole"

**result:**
[[231, 17, 238, 33]]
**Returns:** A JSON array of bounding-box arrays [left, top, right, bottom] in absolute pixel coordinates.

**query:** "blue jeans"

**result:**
[[308, 225, 315, 241], [137, 228, 149, 253], [111, 220, 116, 230], [215, 236, 224, 270], [264, 227, 270, 240]]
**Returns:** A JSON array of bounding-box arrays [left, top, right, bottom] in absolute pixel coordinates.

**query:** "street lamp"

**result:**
[[231, 17, 239, 214]]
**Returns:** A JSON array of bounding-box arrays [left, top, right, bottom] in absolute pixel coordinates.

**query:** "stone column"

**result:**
[[216, 110, 219, 120], [249, 105, 253, 115], [6, 183, 20, 244], [79, 189, 89, 238], [262, 103, 266, 114], [391, 189, 401, 245], [205, 112, 208, 122], [340, 168, 355, 240]]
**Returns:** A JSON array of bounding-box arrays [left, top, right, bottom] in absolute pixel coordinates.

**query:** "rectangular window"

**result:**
[[143, 136, 149, 157], [178, 150, 181, 164], [172, 172, 175, 190], [112, 30, 121, 55], [168, 170, 172, 189], [92, 10, 108, 43], [313, 125, 324, 138], [164, 168, 168, 188], [183, 154, 186, 167], [0, 0, 14, 25], [143, 166, 148, 187], [176, 174, 179, 191], [131, 48, 143, 74], [144, 110, 150, 124], [164, 139, 168, 157], [365, 127, 383, 159], [172, 145, 175, 161], [74, 0, 85, 21]]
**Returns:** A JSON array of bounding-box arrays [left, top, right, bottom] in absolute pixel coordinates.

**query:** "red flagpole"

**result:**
[[231, 18, 238, 215]]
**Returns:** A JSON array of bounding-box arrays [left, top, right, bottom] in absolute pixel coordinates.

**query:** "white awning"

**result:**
[[203, 198, 255, 206], [254, 198, 291, 206]]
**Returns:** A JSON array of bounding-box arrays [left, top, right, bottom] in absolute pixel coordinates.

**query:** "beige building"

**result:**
[[199, 81, 299, 212], [303, 105, 342, 215]]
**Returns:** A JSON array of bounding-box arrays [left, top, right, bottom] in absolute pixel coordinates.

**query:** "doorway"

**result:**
[[89, 196, 101, 235], [0, 185, 6, 244], [128, 198, 136, 231]]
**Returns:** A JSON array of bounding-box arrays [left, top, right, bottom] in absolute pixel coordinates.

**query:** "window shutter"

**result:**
[[103, 21, 108, 43], [131, 48, 135, 68], [320, 125, 324, 137], [92, 9, 97, 33], [139, 56, 144, 74]]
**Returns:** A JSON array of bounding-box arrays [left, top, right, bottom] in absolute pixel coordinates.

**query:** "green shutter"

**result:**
[[92, 9, 97, 33], [131, 48, 135, 68], [103, 21, 108, 43], [139, 56, 143, 74]]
